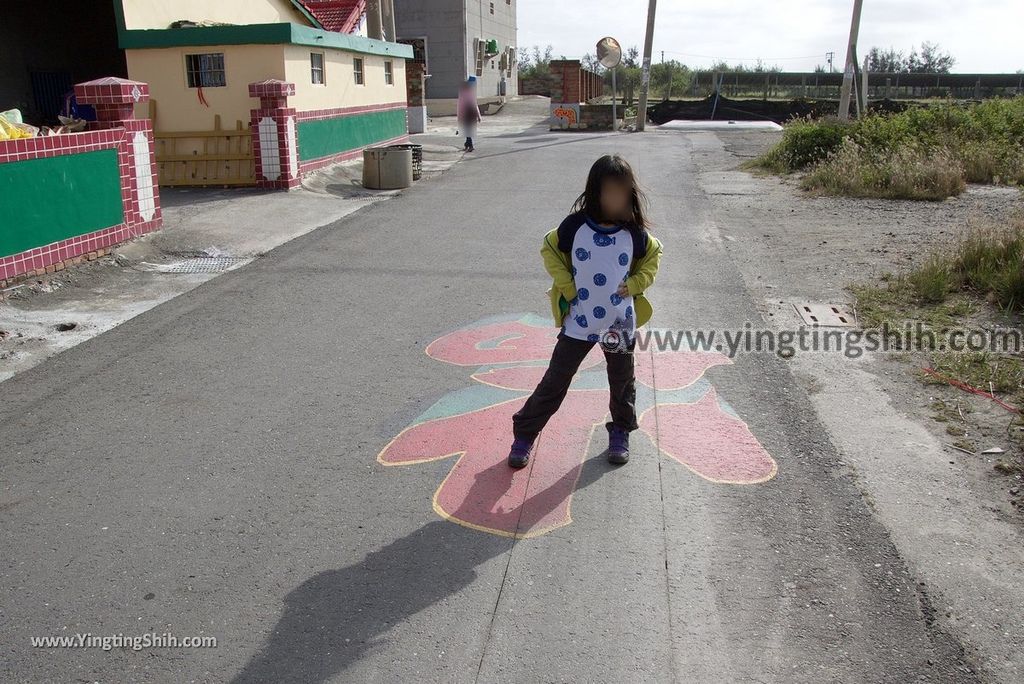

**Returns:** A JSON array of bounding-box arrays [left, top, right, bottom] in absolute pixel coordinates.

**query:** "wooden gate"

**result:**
[[152, 108, 255, 187]]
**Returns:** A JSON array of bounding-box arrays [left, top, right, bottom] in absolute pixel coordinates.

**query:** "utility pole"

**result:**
[[612, 68, 617, 130], [366, 0, 383, 40], [826, 51, 835, 73], [838, 0, 864, 120], [665, 51, 673, 101], [636, 0, 657, 131], [381, 0, 396, 42], [860, 54, 870, 116]]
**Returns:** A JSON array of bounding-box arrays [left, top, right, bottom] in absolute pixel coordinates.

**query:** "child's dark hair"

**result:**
[[571, 154, 651, 230]]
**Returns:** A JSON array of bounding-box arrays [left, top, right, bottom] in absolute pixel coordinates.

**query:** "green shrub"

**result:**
[[772, 116, 849, 171], [752, 96, 1024, 199], [956, 140, 1024, 185], [849, 110, 919, 149]]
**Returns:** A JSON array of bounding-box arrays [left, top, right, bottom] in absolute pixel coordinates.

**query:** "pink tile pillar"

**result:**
[[249, 80, 300, 190], [74, 77, 162, 236]]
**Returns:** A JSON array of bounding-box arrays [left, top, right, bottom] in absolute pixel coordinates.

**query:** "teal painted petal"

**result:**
[[414, 384, 524, 424]]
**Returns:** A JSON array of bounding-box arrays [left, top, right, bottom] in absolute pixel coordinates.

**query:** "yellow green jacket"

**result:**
[[541, 226, 663, 328]]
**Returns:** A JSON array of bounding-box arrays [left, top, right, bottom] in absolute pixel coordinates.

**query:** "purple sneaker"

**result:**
[[508, 436, 534, 469], [607, 427, 630, 464]]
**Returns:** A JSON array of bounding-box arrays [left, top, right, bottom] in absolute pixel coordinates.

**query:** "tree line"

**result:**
[[518, 41, 980, 103]]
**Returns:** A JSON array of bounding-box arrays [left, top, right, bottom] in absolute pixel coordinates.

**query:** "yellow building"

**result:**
[[116, 0, 413, 186]]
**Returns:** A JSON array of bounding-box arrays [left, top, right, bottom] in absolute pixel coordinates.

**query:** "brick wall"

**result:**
[[0, 77, 161, 287], [406, 62, 426, 107], [549, 60, 603, 104]]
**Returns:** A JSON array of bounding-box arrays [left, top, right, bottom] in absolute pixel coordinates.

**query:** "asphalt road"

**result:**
[[0, 102, 977, 683]]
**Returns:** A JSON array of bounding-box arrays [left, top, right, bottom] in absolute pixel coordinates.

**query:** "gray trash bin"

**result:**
[[387, 143, 423, 180], [362, 147, 413, 189]]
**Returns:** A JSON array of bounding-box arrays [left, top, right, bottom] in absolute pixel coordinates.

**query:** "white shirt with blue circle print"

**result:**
[[562, 217, 636, 349]]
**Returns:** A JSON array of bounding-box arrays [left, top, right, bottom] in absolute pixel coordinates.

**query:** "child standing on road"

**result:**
[[508, 154, 663, 468]]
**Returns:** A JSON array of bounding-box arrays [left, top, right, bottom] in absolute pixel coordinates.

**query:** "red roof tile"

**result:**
[[297, 0, 366, 33]]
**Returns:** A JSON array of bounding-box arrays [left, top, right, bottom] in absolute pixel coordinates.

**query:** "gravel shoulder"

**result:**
[[701, 127, 1024, 682]]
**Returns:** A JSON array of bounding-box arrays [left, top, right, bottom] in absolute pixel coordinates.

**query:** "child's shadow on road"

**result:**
[[230, 455, 611, 683]]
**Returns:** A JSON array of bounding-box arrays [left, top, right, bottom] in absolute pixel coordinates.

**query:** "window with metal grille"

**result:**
[[353, 57, 364, 85], [311, 53, 325, 84], [185, 53, 226, 88], [384, 60, 394, 85]]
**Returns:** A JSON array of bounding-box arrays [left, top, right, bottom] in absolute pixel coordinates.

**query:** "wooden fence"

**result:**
[[152, 106, 255, 187]]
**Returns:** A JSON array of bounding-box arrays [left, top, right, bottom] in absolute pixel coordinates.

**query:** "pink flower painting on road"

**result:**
[[378, 315, 777, 538]]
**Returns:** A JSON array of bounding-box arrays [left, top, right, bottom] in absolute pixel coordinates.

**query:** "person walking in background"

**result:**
[[457, 76, 482, 152]]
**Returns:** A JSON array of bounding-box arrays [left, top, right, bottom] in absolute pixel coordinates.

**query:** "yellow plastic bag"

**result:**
[[0, 114, 32, 140]]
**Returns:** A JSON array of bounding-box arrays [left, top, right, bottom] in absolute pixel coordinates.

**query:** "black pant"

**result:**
[[512, 330, 638, 440], [459, 119, 475, 148]]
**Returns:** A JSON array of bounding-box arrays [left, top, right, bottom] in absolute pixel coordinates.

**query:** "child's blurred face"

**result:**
[[600, 178, 631, 221]]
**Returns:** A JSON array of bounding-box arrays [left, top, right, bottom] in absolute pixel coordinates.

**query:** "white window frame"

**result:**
[[311, 52, 326, 85]]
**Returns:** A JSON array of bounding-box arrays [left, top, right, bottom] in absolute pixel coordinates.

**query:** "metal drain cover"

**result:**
[[147, 257, 251, 274], [794, 303, 857, 327]]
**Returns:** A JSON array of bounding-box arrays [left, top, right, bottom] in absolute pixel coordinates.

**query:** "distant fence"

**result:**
[[526, 65, 1022, 102], [690, 71, 1024, 101]]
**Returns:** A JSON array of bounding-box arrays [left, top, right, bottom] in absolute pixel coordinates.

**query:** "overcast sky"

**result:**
[[517, 1, 1023, 73]]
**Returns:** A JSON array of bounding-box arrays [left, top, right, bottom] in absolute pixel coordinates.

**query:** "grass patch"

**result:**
[[853, 217, 1024, 322], [800, 139, 966, 201], [752, 97, 1024, 200], [850, 277, 972, 336], [924, 350, 1024, 400], [850, 218, 1024, 416], [955, 221, 1024, 312], [908, 254, 958, 304]]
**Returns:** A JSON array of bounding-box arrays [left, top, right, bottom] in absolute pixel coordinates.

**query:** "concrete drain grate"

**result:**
[[152, 257, 251, 274], [794, 303, 858, 327]]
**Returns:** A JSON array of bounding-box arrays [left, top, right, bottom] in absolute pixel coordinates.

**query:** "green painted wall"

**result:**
[[297, 108, 408, 162], [0, 149, 124, 258]]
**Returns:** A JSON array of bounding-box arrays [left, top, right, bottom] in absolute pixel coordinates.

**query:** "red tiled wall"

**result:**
[[250, 80, 301, 190], [0, 83, 162, 286], [250, 78, 410, 188]]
